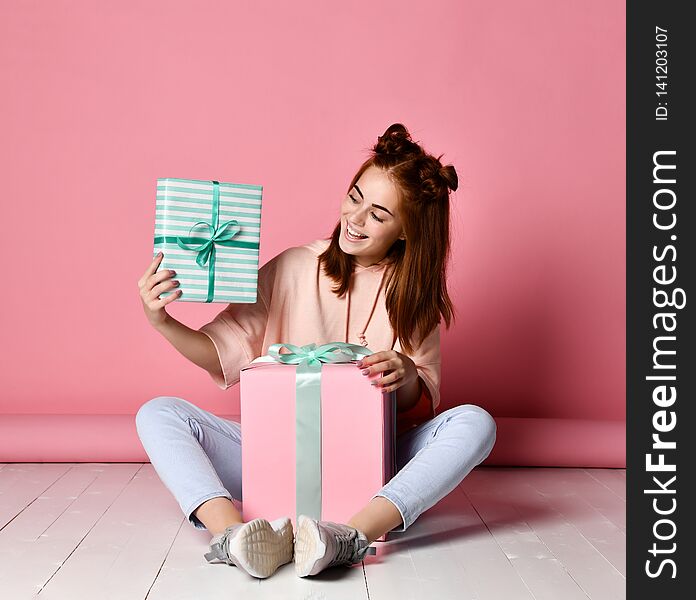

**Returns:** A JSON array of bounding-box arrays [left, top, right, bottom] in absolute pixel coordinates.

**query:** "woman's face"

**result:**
[[339, 166, 405, 268]]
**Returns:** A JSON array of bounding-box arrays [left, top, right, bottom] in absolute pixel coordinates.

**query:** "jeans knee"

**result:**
[[457, 404, 497, 451], [135, 396, 181, 434]]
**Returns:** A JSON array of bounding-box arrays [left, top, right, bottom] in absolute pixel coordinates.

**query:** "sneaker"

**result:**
[[293, 514, 376, 577], [204, 516, 294, 578]]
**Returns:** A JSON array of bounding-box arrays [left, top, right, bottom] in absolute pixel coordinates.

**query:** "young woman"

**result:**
[[136, 123, 497, 579]]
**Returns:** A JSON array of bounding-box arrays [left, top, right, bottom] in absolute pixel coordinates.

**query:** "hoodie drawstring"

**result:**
[[345, 266, 388, 348]]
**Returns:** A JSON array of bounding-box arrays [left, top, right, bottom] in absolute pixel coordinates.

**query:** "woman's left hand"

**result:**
[[356, 350, 418, 394]]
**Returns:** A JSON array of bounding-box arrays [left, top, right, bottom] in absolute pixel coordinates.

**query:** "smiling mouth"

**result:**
[[345, 222, 368, 240]]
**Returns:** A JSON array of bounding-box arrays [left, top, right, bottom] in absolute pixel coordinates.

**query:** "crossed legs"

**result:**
[[137, 397, 496, 543]]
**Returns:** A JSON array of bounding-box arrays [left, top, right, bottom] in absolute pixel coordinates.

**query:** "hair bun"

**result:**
[[374, 123, 422, 157], [439, 164, 458, 192], [418, 156, 459, 201]]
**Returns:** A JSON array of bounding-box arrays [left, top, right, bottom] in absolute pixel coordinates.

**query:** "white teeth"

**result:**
[[347, 224, 367, 238]]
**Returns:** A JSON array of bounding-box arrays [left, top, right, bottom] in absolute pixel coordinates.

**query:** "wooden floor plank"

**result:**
[[0, 464, 106, 551], [149, 522, 264, 600], [537, 469, 625, 533], [0, 463, 76, 531], [364, 493, 482, 600], [462, 468, 625, 600], [34, 463, 203, 599], [583, 469, 626, 501], [522, 469, 625, 576], [0, 463, 141, 598], [257, 552, 370, 599], [439, 482, 539, 600], [460, 478, 590, 600], [0, 465, 628, 599], [360, 538, 426, 599], [367, 479, 537, 600]]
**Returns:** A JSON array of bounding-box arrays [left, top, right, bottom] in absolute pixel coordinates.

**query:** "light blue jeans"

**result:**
[[135, 396, 496, 533]]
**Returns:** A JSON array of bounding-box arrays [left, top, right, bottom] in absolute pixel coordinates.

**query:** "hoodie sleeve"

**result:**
[[197, 254, 279, 390], [411, 321, 442, 412], [394, 321, 442, 435]]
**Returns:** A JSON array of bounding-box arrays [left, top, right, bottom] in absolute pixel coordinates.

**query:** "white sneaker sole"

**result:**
[[227, 517, 294, 578], [294, 514, 327, 577]]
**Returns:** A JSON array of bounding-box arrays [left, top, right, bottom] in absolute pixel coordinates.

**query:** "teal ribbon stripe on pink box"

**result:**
[[240, 342, 397, 544], [153, 177, 262, 303]]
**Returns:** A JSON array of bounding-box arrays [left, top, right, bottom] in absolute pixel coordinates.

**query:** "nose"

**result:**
[[348, 207, 368, 226]]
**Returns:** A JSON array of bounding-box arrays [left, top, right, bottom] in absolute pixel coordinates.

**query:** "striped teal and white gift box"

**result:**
[[153, 177, 262, 303]]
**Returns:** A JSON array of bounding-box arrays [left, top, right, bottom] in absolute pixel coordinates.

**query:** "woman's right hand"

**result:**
[[138, 251, 181, 327]]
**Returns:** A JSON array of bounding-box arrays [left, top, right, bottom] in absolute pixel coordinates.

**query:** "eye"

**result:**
[[349, 194, 384, 223]]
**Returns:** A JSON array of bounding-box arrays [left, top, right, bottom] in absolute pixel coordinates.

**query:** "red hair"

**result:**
[[318, 123, 457, 355]]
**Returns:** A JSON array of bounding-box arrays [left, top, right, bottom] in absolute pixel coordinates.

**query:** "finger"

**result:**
[[162, 289, 182, 304], [361, 357, 396, 377], [141, 268, 175, 296], [370, 369, 402, 387], [358, 349, 393, 365], [356, 352, 377, 367], [149, 278, 180, 302], [149, 251, 164, 272], [151, 268, 176, 286], [375, 377, 403, 393], [152, 288, 182, 309], [138, 252, 165, 287]]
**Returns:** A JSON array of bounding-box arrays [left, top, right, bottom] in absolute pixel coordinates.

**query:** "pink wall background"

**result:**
[[0, 1, 625, 465]]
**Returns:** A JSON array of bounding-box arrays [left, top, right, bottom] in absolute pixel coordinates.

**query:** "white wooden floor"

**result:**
[[0, 463, 626, 600]]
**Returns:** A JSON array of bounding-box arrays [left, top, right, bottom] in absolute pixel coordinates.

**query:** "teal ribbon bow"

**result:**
[[264, 342, 375, 527], [172, 180, 241, 302]]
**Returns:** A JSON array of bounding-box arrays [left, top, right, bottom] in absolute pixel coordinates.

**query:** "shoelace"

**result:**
[[327, 528, 360, 567], [324, 524, 375, 567], [204, 524, 243, 565]]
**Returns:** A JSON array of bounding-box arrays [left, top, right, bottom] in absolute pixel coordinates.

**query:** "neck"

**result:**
[[354, 254, 388, 269]]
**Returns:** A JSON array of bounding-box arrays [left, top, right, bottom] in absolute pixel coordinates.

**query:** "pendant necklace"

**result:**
[[345, 267, 388, 347]]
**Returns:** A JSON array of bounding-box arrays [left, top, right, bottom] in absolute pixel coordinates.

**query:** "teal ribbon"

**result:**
[[264, 342, 374, 524], [176, 180, 241, 303]]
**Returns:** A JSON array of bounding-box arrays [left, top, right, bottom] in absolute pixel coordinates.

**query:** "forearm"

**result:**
[[395, 374, 423, 413], [153, 314, 222, 379]]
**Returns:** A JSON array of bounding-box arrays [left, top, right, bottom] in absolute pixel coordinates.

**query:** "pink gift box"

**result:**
[[240, 359, 397, 543]]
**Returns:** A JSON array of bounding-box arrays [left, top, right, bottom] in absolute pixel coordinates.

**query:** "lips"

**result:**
[[345, 228, 368, 243], [346, 222, 368, 238]]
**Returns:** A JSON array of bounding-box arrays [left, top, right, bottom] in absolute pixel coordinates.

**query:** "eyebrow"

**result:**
[[353, 184, 394, 217]]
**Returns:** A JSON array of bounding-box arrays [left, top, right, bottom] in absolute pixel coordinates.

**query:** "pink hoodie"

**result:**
[[198, 237, 441, 435]]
